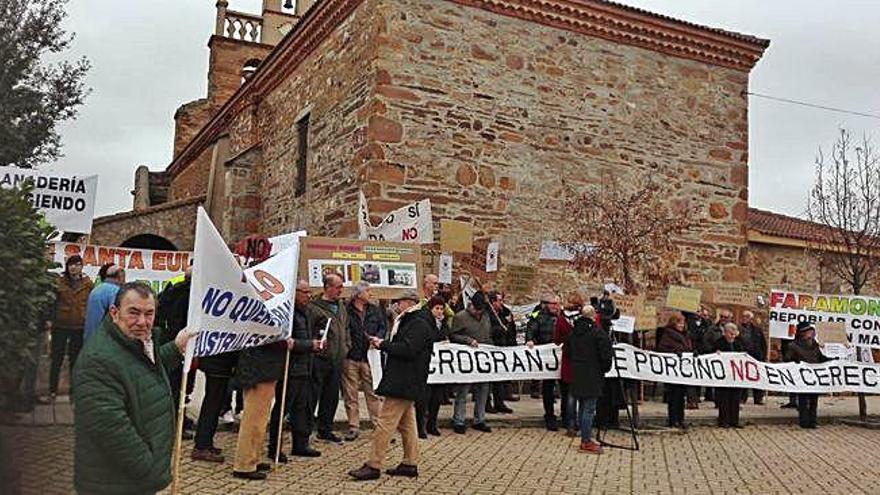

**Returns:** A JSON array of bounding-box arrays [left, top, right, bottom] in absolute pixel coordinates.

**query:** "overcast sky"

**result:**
[[54, 0, 880, 218]]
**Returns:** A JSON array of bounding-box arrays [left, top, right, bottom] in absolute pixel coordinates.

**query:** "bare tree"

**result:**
[[807, 128, 880, 421], [560, 176, 699, 295]]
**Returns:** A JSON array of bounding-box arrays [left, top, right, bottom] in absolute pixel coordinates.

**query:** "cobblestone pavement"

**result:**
[[6, 421, 880, 495]]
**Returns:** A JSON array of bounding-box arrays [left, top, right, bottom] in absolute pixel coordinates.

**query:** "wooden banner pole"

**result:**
[[274, 350, 292, 465], [170, 366, 190, 495]]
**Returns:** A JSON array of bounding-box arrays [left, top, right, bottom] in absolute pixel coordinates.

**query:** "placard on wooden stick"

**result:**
[[440, 219, 473, 253], [666, 285, 702, 313]]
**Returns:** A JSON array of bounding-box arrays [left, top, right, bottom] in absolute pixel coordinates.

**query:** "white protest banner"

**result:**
[[460, 275, 479, 308], [486, 241, 499, 272], [185, 208, 298, 370], [370, 342, 880, 394], [768, 289, 880, 348], [49, 241, 190, 293], [358, 191, 434, 243], [1, 166, 98, 233], [269, 230, 307, 255], [438, 253, 453, 284]]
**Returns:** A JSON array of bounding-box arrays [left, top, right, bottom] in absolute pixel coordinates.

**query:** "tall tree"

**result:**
[[806, 128, 880, 421], [0, 0, 90, 168], [560, 176, 699, 295]]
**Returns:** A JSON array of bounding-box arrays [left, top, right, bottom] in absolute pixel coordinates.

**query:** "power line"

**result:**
[[744, 91, 880, 120]]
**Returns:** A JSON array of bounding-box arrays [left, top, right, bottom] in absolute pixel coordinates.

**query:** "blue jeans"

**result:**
[[453, 383, 490, 426], [565, 393, 580, 430], [578, 398, 599, 443]]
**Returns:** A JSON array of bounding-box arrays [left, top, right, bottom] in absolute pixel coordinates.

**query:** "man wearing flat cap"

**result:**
[[349, 289, 434, 481], [449, 291, 494, 434]]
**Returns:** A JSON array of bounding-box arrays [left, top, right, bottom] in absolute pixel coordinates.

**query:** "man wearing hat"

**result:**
[[784, 321, 830, 428], [449, 291, 494, 434], [349, 289, 433, 481]]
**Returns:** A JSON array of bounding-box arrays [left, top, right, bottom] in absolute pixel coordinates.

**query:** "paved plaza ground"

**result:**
[[4, 395, 880, 494]]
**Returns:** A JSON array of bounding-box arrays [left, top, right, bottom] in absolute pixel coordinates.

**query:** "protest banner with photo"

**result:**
[[358, 191, 434, 243], [1, 166, 98, 233], [666, 285, 702, 312], [185, 208, 298, 369], [768, 289, 880, 348], [369, 343, 880, 394], [299, 236, 422, 299], [486, 241, 499, 273], [49, 241, 190, 293], [438, 253, 453, 284]]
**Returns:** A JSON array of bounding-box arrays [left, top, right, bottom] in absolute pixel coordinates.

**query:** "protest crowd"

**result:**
[[32, 243, 852, 494]]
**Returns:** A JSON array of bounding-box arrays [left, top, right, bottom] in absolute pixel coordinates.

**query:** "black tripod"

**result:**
[[596, 332, 640, 451]]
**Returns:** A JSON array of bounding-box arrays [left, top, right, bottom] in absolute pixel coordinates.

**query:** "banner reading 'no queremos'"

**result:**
[[369, 343, 880, 394], [0, 166, 98, 233], [769, 289, 880, 348], [184, 208, 298, 369]]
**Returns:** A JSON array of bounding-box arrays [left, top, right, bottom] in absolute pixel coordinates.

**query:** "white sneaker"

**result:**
[[234, 412, 243, 423], [219, 411, 235, 424]]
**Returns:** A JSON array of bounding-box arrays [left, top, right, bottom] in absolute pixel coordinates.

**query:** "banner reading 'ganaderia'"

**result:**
[[769, 289, 880, 348], [369, 343, 880, 394], [1, 166, 98, 233]]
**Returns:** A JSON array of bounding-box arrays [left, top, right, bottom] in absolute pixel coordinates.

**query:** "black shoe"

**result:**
[[545, 418, 559, 432], [472, 422, 492, 433], [386, 463, 419, 478], [427, 426, 441, 436], [485, 405, 497, 414], [349, 464, 380, 481], [256, 463, 272, 472], [270, 452, 289, 464], [418, 431, 428, 439], [781, 403, 797, 409], [317, 431, 343, 444], [292, 447, 321, 457], [233, 470, 268, 480], [496, 405, 514, 414], [453, 424, 467, 434]]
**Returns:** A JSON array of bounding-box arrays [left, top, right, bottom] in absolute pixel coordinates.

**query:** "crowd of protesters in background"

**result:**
[[35, 249, 832, 490]]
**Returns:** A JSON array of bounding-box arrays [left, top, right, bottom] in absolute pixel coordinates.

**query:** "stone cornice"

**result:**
[[167, 0, 768, 178], [449, 0, 769, 72]]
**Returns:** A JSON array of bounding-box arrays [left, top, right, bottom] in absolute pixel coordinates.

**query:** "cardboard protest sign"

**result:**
[[1, 166, 98, 233], [49, 241, 190, 294], [299, 236, 422, 300], [708, 284, 752, 307], [816, 321, 848, 345], [613, 294, 642, 317], [637, 304, 659, 330], [503, 264, 536, 296], [666, 286, 702, 313], [185, 208, 298, 370], [440, 219, 473, 253], [769, 289, 880, 348], [358, 191, 434, 243]]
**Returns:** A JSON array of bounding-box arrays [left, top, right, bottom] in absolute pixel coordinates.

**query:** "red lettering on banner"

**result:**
[[730, 360, 745, 381], [129, 251, 145, 270], [64, 244, 81, 259], [81, 246, 97, 266], [744, 361, 760, 382], [167, 252, 184, 272], [153, 252, 167, 271], [98, 247, 115, 266], [402, 227, 418, 241], [252, 270, 284, 301]]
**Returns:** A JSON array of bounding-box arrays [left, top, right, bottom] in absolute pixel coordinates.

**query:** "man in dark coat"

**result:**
[[526, 293, 562, 430], [449, 291, 494, 434], [268, 280, 323, 461], [349, 290, 433, 481], [73, 283, 192, 495], [156, 267, 195, 440], [309, 273, 351, 443], [738, 310, 766, 405], [342, 281, 386, 441], [684, 305, 711, 408], [487, 291, 515, 414], [701, 308, 732, 404], [785, 322, 830, 428], [566, 307, 613, 454]]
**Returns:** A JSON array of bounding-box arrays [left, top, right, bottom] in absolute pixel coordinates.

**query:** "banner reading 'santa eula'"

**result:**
[[769, 289, 880, 348], [369, 343, 880, 394]]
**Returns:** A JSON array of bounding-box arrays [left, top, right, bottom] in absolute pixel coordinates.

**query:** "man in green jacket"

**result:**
[[73, 282, 193, 495]]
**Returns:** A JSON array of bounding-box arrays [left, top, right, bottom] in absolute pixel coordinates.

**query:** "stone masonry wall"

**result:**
[[255, 0, 382, 238], [90, 197, 203, 250], [363, 0, 751, 301]]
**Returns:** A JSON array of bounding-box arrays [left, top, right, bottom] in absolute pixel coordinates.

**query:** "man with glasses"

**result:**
[[526, 293, 563, 431]]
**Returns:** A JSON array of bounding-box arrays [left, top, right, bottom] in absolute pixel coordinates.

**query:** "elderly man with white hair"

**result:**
[[342, 281, 386, 441]]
